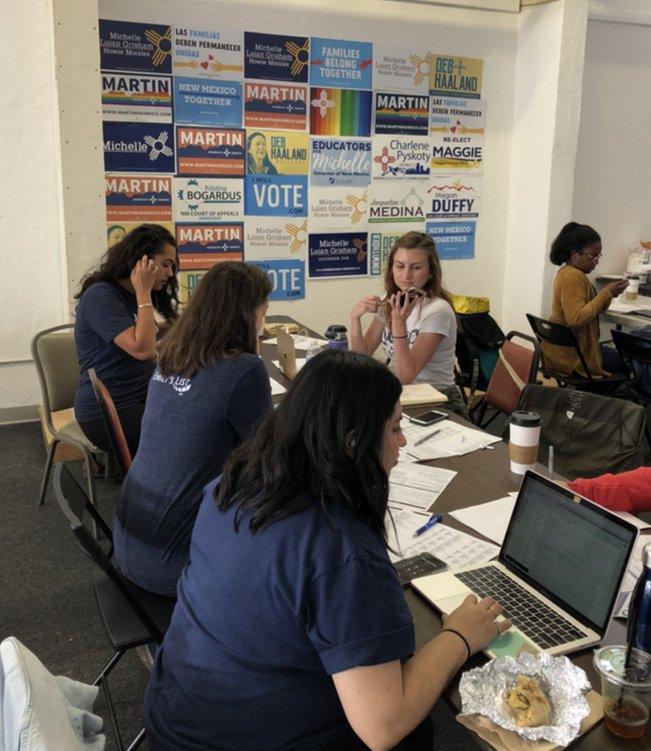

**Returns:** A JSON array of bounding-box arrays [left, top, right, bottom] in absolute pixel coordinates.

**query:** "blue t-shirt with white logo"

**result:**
[[74, 281, 155, 422], [113, 354, 272, 597], [143, 478, 415, 750]]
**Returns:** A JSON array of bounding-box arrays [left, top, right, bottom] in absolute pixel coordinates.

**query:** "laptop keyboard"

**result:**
[[455, 567, 587, 650]]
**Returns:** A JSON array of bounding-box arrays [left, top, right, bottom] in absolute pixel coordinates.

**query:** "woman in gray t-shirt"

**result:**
[[350, 231, 465, 414]]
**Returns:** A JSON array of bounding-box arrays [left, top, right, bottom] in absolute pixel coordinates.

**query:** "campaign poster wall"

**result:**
[[173, 77, 242, 126], [310, 138, 371, 187], [309, 232, 368, 278], [425, 176, 482, 219], [172, 27, 244, 79], [429, 55, 483, 99], [173, 177, 244, 222], [176, 222, 244, 268], [178, 269, 208, 304], [244, 218, 308, 259], [368, 183, 426, 224], [101, 72, 172, 122], [309, 187, 369, 229], [244, 82, 307, 130], [105, 174, 172, 221], [372, 136, 430, 181], [310, 88, 372, 137], [106, 221, 175, 247], [369, 228, 402, 275], [374, 92, 429, 135], [247, 259, 305, 300], [244, 32, 310, 82], [176, 127, 245, 175], [430, 98, 485, 172], [100, 20, 172, 74], [427, 220, 476, 260], [373, 46, 431, 94], [244, 175, 308, 216], [246, 130, 309, 175], [309, 38, 372, 90], [103, 123, 174, 173]]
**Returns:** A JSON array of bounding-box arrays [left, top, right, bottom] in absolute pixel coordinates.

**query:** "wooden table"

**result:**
[[261, 316, 649, 749]]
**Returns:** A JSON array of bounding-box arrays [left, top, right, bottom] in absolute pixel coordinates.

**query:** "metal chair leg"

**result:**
[[38, 439, 58, 505], [83, 449, 100, 539], [125, 728, 146, 751]]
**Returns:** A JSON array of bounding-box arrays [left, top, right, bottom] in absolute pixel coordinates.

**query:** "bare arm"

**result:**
[[389, 295, 444, 384], [113, 256, 158, 361], [350, 295, 384, 355]]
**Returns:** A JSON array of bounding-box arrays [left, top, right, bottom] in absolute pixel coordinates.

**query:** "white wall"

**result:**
[[0, 0, 69, 409], [573, 18, 651, 273]]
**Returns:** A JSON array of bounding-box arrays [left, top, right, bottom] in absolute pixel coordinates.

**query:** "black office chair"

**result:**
[[526, 313, 625, 395], [53, 464, 176, 751], [611, 329, 651, 404]]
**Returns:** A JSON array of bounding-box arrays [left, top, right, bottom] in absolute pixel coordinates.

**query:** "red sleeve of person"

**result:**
[[569, 467, 651, 513]]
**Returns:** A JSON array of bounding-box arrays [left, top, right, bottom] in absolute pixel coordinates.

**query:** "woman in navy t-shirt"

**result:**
[[144, 350, 510, 751], [114, 263, 274, 597], [74, 224, 178, 455]]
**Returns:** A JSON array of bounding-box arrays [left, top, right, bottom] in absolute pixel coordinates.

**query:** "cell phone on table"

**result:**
[[409, 409, 448, 427], [395, 552, 447, 588]]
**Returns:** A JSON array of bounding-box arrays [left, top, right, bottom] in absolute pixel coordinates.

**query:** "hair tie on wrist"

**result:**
[[441, 628, 471, 661], [392, 335, 408, 339]]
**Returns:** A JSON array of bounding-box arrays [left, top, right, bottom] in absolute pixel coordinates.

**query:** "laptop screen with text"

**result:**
[[500, 474, 637, 634]]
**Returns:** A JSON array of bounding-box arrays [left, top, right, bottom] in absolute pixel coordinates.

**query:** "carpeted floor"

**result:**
[[0, 422, 483, 750]]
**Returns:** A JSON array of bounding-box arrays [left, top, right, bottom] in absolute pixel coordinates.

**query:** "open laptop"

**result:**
[[276, 328, 298, 380], [412, 471, 638, 658]]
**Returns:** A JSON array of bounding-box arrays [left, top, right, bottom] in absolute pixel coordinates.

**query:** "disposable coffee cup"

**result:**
[[625, 276, 640, 301], [593, 645, 651, 740], [508, 411, 541, 474]]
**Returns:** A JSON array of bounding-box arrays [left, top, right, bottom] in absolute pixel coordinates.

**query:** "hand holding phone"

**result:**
[[409, 409, 448, 427]]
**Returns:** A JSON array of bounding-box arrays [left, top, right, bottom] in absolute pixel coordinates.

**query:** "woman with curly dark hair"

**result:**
[[73, 223, 178, 455]]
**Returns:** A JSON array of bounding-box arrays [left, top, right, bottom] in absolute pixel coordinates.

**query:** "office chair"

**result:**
[[89, 367, 133, 475]]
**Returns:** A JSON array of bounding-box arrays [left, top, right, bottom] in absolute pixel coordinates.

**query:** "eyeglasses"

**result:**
[[580, 250, 602, 261]]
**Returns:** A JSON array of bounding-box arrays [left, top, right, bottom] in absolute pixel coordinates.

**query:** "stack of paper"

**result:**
[[264, 335, 328, 350], [400, 383, 448, 406], [388, 462, 456, 515], [400, 420, 501, 461], [269, 379, 287, 396], [449, 494, 518, 545]]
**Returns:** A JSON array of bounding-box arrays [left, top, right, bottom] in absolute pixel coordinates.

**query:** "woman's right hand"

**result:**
[[442, 594, 512, 655], [351, 295, 381, 319], [606, 279, 629, 297], [130, 255, 158, 298]]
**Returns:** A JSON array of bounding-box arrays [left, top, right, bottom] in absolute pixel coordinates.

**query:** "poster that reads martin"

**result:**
[[309, 232, 368, 278], [309, 38, 372, 90], [176, 222, 244, 269], [373, 45, 431, 94], [368, 183, 426, 224], [244, 32, 310, 83], [374, 92, 429, 136], [244, 82, 307, 130], [425, 176, 481, 220], [371, 135, 430, 181], [426, 220, 476, 260], [246, 131, 309, 175], [172, 27, 244, 79], [310, 138, 371, 187], [176, 127, 245, 176], [99, 20, 172, 74], [309, 187, 369, 229], [107, 221, 175, 248], [247, 259, 305, 301], [244, 217, 308, 260], [244, 175, 308, 217], [103, 123, 174, 173], [101, 72, 172, 123], [369, 227, 403, 276], [105, 174, 172, 222], [173, 78, 242, 127], [178, 270, 207, 305], [430, 98, 485, 172], [429, 55, 483, 99], [173, 177, 244, 223], [310, 88, 372, 137]]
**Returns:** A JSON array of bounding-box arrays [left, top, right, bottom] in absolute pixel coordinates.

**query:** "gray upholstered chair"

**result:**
[[30, 323, 99, 507]]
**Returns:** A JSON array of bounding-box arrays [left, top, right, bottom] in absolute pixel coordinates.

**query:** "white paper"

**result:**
[[263, 335, 328, 350], [388, 462, 456, 513], [450, 495, 517, 545], [269, 378, 287, 395], [272, 358, 307, 373], [400, 420, 501, 461], [608, 296, 651, 314]]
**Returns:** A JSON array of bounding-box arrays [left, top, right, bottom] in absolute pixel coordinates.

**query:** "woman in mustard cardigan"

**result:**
[[543, 222, 628, 377]]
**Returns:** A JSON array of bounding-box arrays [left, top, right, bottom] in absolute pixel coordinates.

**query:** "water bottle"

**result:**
[[325, 324, 348, 351], [627, 543, 651, 654]]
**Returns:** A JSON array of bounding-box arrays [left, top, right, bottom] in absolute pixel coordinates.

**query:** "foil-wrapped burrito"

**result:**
[[459, 652, 591, 746]]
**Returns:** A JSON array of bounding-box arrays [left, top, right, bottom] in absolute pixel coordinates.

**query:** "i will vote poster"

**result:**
[[173, 77, 242, 126], [176, 222, 244, 269], [244, 175, 308, 217], [247, 259, 305, 300], [309, 37, 372, 90], [99, 20, 172, 74]]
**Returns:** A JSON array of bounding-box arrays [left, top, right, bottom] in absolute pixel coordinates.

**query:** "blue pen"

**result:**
[[413, 512, 443, 538]]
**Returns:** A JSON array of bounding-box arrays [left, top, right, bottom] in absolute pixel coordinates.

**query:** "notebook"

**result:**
[[276, 328, 298, 380], [412, 471, 638, 658], [400, 383, 448, 406]]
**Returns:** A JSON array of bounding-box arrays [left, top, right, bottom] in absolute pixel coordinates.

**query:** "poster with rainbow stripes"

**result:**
[[309, 88, 372, 137]]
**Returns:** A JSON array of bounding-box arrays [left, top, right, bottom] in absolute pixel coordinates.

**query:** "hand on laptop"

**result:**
[[442, 594, 512, 655]]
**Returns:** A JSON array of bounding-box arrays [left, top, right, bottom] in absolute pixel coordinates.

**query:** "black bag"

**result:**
[[518, 385, 648, 480], [455, 312, 505, 394]]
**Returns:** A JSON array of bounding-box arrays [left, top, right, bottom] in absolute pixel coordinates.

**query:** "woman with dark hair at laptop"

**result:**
[[143, 350, 510, 751], [113, 262, 273, 598]]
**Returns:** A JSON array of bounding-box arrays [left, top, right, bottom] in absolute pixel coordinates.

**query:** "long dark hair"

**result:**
[[216, 350, 402, 539], [157, 262, 272, 378], [550, 222, 601, 265], [384, 231, 451, 304], [75, 224, 179, 320]]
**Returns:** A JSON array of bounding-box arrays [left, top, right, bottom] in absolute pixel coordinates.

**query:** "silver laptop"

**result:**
[[412, 471, 638, 658], [276, 328, 297, 380]]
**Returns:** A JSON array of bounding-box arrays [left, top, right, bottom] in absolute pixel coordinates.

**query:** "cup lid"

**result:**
[[593, 646, 651, 688], [510, 410, 541, 427]]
